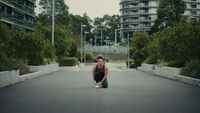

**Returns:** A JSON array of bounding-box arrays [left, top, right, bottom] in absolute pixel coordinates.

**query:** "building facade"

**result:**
[[120, 0, 200, 38], [0, 0, 35, 31]]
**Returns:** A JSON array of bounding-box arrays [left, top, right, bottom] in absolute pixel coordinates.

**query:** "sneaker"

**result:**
[[95, 85, 100, 88]]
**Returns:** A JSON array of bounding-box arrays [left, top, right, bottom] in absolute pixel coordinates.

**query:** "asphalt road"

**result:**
[[0, 64, 200, 113]]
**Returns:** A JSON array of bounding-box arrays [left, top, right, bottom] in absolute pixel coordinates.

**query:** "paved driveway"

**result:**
[[0, 64, 200, 113]]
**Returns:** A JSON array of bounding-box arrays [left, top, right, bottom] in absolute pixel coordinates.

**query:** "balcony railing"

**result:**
[[0, 12, 34, 30], [120, 0, 140, 4], [122, 19, 153, 23], [122, 27, 151, 31], [10, 0, 34, 14]]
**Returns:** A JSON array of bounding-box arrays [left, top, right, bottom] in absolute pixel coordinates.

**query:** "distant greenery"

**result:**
[[85, 52, 93, 61]]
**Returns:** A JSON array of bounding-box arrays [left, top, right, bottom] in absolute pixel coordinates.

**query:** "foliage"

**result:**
[[126, 60, 134, 67], [129, 63, 137, 68], [94, 15, 120, 43], [0, 23, 13, 56], [19, 62, 30, 75], [68, 40, 77, 57], [54, 25, 72, 58], [39, 0, 69, 17], [59, 57, 78, 66], [147, 20, 200, 67], [0, 55, 19, 71], [68, 13, 93, 39], [144, 34, 161, 64], [158, 22, 200, 67], [151, 0, 186, 33], [85, 52, 93, 61], [36, 15, 74, 59], [181, 58, 200, 79], [131, 32, 150, 67]]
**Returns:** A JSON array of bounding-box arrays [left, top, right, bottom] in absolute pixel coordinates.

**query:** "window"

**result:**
[[191, 10, 197, 15], [191, 4, 197, 8]]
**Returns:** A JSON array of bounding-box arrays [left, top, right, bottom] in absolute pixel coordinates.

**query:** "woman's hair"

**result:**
[[96, 54, 104, 60]]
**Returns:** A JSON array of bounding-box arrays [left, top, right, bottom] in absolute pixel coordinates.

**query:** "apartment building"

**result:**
[[0, 0, 35, 31], [120, 0, 200, 37]]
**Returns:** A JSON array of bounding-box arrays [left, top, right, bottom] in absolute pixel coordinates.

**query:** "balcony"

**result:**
[[120, 0, 140, 4], [122, 26, 151, 32], [10, 0, 34, 15], [184, 0, 200, 4], [0, 12, 34, 31], [121, 18, 153, 24]]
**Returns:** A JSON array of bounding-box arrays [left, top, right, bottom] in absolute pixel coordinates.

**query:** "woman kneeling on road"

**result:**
[[92, 54, 108, 88]]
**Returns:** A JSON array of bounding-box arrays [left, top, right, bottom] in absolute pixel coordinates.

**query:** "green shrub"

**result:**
[[144, 57, 158, 64], [85, 52, 93, 61], [145, 36, 160, 64], [129, 63, 136, 68], [59, 57, 78, 66], [92, 57, 97, 63], [131, 32, 150, 67], [19, 62, 30, 75], [106, 58, 109, 62], [181, 59, 200, 79], [0, 56, 19, 71], [126, 60, 134, 67], [166, 60, 184, 68]]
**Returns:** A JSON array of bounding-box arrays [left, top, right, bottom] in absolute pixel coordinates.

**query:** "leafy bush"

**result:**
[[145, 36, 160, 64], [19, 62, 30, 75], [144, 57, 157, 64], [85, 52, 93, 61], [92, 57, 97, 63], [0, 55, 19, 71], [59, 57, 78, 66], [181, 59, 200, 79], [126, 60, 134, 67], [129, 63, 136, 68], [147, 20, 200, 67], [131, 32, 150, 67], [106, 59, 109, 62], [166, 60, 184, 68], [68, 41, 77, 57], [154, 22, 200, 67]]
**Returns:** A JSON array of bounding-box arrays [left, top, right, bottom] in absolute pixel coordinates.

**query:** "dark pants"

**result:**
[[94, 72, 108, 88]]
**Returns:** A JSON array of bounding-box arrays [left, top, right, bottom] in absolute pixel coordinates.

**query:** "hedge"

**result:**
[[59, 57, 78, 66]]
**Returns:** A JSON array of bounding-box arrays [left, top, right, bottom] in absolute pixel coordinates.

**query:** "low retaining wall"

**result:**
[[0, 70, 19, 88], [138, 63, 200, 87], [0, 64, 59, 88], [29, 64, 59, 75]]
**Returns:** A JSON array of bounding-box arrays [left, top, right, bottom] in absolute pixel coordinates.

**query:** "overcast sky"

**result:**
[[36, 0, 120, 20]]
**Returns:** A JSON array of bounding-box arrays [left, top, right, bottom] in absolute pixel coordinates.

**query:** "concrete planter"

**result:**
[[138, 63, 155, 74], [155, 65, 181, 78], [0, 70, 19, 88], [0, 64, 60, 88], [138, 63, 200, 87], [141, 63, 155, 71]]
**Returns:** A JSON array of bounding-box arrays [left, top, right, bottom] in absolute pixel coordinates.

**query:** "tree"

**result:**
[[93, 15, 120, 43], [39, 0, 69, 16], [0, 23, 13, 56], [68, 13, 92, 36], [151, 0, 186, 33], [131, 32, 150, 67]]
